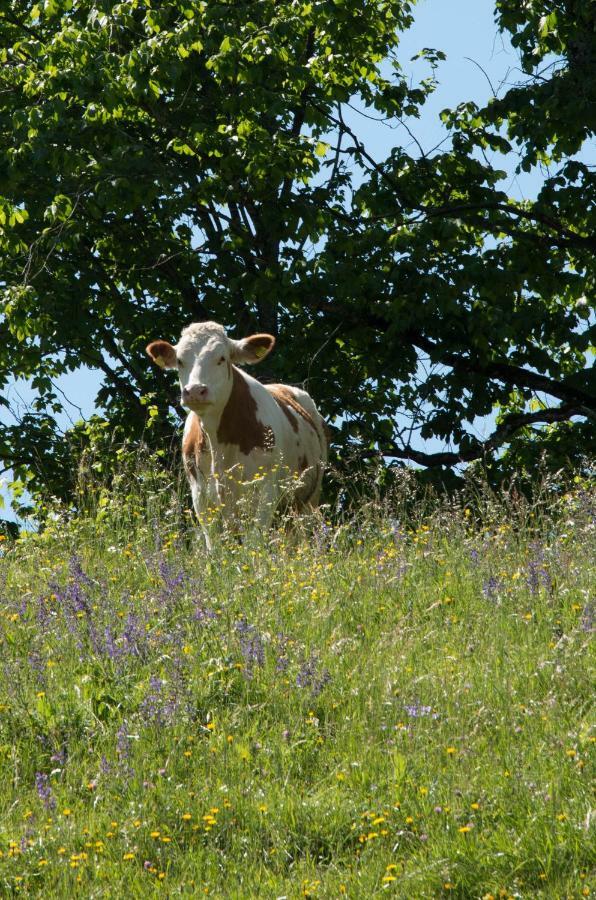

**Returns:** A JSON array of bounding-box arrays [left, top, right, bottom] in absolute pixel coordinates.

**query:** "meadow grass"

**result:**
[[0, 468, 594, 898]]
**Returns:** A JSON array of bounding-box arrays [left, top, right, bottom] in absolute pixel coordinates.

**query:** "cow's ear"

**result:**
[[231, 333, 275, 365], [146, 340, 178, 369]]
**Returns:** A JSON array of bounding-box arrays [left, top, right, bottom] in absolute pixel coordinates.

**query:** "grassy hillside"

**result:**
[[0, 471, 594, 898]]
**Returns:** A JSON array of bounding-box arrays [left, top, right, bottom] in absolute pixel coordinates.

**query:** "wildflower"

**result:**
[[35, 772, 56, 812], [445, 747, 457, 755], [296, 653, 331, 697], [235, 619, 265, 677], [581, 602, 594, 632], [404, 704, 436, 718], [482, 576, 501, 600]]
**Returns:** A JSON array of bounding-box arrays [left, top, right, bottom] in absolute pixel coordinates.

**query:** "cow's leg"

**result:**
[[188, 477, 213, 552], [254, 476, 278, 528]]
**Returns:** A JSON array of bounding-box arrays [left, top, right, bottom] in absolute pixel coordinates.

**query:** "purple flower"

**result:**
[[28, 651, 47, 689], [140, 675, 178, 726], [236, 620, 265, 678], [581, 602, 594, 633], [482, 576, 501, 601], [35, 772, 56, 811], [526, 543, 552, 595], [404, 704, 432, 718], [275, 634, 291, 673], [193, 602, 216, 624], [296, 653, 330, 697], [157, 557, 186, 607], [50, 747, 65, 765], [122, 613, 147, 658], [116, 721, 131, 760]]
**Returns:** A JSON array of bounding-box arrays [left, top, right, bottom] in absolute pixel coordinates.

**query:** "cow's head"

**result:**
[[146, 321, 275, 413]]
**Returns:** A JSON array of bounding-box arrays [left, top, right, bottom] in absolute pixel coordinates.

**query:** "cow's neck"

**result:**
[[195, 367, 245, 469], [197, 366, 268, 468]]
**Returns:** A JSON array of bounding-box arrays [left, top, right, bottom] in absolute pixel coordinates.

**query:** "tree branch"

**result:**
[[357, 404, 586, 467]]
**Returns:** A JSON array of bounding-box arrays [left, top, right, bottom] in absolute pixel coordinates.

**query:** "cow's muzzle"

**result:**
[[182, 384, 209, 406]]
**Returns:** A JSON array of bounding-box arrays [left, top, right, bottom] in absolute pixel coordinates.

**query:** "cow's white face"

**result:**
[[176, 330, 232, 412], [146, 322, 275, 414]]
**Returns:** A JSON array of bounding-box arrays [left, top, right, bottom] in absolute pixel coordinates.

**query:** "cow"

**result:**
[[146, 321, 327, 543]]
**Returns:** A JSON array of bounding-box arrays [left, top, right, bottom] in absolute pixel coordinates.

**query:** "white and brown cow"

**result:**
[[146, 322, 327, 540]]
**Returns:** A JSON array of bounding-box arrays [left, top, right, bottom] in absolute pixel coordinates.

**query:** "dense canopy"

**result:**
[[0, 0, 594, 512]]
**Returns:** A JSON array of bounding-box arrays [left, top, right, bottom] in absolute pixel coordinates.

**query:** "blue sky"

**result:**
[[0, 0, 571, 521]]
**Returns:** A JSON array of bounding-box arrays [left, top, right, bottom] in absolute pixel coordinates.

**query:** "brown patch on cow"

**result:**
[[268, 385, 319, 435], [182, 413, 205, 479], [217, 367, 270, 455]]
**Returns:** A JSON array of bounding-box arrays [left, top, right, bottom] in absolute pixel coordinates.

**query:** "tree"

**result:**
[[0, 0, 594, 512]]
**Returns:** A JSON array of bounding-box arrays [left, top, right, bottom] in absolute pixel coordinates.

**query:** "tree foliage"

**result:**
[[0, 0, 594, 510]]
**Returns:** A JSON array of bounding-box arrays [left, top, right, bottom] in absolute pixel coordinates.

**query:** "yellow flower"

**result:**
[[446, 747, 456, 755], [181, 813, 192, 821], [123, 852, 135, 860]]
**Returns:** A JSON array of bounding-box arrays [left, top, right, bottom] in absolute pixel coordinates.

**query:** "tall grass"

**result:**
[[0, 464, 594, 898]]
